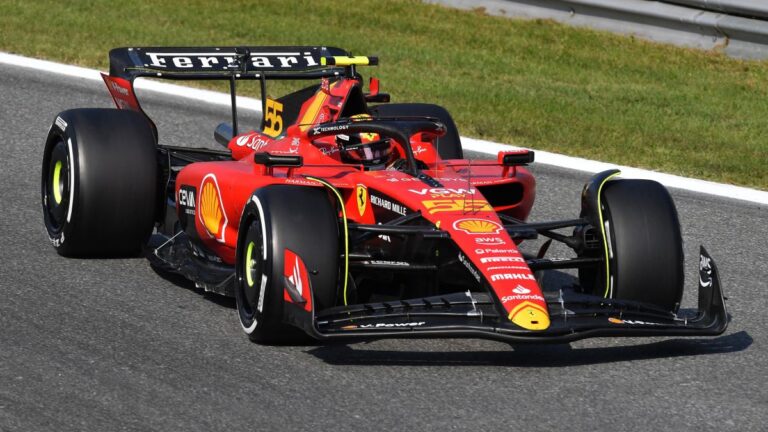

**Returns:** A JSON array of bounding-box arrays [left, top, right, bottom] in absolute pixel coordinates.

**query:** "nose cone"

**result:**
[[509, 301, 550, 330]]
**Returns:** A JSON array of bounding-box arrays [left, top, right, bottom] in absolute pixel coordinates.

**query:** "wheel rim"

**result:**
[[43, 139, 71, 233], [237, 219, 266, 329], [245, 241, 256, 288], [52, 161, 64, 204]]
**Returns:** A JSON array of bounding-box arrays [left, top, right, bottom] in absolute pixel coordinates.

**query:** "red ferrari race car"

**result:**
[[42, 46, 728, 344]]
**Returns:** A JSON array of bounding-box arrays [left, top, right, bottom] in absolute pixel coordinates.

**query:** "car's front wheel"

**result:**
[[580, 179, 684, 312], [235, 185, 340, 343]]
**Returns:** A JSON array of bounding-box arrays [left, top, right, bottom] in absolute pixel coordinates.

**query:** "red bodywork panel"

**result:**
[[172, 78, 539, 326], [108, 71, 541, 328], [101, 74, 141, 111]]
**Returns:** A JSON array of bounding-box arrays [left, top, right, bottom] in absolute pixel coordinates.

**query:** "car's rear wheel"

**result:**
[[580, 179, 684, 311], [235, 185, 339, 344], [41, 109, 158, 257], [370, 103, 463, 159]]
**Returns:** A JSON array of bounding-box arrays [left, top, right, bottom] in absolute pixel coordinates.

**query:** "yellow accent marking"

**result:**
[[52, 161, 63, 204], [263, 98, 284, 137], [423, 199, 492, 214], [508, 301, 550, 330], [597, 171, 622, 298], [299, 90, 329, 132], [200, 181, 223, 236], [305, 176, 350, 306], [245, 242, 255, 287], [329, 56, 370, 66], [350, 114, 377, 141]]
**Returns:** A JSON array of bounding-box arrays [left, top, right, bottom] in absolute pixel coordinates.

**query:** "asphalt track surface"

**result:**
[[1, 63, 766, 431]]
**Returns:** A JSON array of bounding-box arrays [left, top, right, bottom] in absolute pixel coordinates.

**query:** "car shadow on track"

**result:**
[[150, 264, 236, 309], [305, 331, 752, 367]]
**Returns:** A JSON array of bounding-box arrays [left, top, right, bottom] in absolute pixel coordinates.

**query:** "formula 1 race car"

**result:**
[[42, 46, 728, 344]]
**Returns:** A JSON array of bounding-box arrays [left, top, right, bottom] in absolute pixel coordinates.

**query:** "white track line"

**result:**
[[462, 137, 768, 205], [2, 51, 766, 205], [0, 52, 262, 111]]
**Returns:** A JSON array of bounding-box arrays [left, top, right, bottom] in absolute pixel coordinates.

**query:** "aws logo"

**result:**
[[199, 174, 228, 242]]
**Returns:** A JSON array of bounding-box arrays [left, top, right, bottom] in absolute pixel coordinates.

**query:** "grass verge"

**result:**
[[1, 0, 766, 189]]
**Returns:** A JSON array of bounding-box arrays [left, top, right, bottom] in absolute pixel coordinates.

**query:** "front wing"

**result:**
[[283, 246, 728, 343]]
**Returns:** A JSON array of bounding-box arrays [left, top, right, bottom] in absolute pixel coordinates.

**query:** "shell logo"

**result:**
[[453, 218, 503, 235], [199, 174, 228, 242]]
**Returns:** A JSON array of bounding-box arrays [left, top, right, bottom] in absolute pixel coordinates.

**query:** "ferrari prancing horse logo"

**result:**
[[356, 184, 368, 217]]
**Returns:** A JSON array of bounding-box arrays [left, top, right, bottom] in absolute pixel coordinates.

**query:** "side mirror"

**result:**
[[214, 123, 234, 148]]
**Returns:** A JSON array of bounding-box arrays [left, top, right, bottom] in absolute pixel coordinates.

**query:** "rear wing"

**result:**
[[108, 46, 354, 81], [102, 45, 377, 135]]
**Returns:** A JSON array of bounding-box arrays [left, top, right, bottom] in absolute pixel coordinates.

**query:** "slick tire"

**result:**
[[41, 109, 158, 257], [370, 103, 463, 159], [235, 185, 339, 344], [592, 179, 684, 312]]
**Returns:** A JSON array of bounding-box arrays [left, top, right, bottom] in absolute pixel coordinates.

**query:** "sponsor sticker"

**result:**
[[512, 285, 530, 294], [486, 266, 530, 271], [409, 188, 476, 196], [479, 256, 525, 264], [608, 317, 663, 326], [475, 237, 506, 246], [474, 248, 518, 255], [50, 233, 65, 247], [54, 116, 67, 132], [699, 254, 713, 288], [288, 137, 301, 153], [178, 185, 196, 216], [311, 123, 349, 135], [384, 176, 468, 183], [284, 178, 319, 186], [501, 294, 545, 304], [359, 322, 426, 329], [490, 273, 535, 282], [198, 174, 228, 242], [453, 219, 503, 234], [370, 194, 408, 216], [318, 145, 339, 156], [458, 253, 481, 282], [363, 260, 410, 266], [284, 249, 312, 311], [108, 81, 129, 96], [236, 133, 269, 151]]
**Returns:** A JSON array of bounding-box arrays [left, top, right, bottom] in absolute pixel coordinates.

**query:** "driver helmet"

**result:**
[[336, 115, 393, 169]]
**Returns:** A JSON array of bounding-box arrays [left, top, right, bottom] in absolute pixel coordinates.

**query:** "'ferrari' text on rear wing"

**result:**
[[108, 46, 353, 81]]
